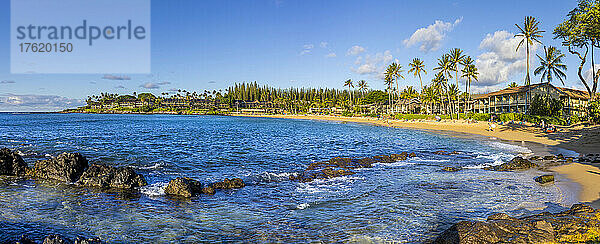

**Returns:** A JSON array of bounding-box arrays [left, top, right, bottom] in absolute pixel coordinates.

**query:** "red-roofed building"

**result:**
[[472, 83, 590, 116]]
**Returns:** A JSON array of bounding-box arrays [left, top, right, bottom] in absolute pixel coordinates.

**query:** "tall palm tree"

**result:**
[[385, 62, 405, 113], [358, 80, 368, 94], [408, 58, 427, 93], [383, 73, 394, 114], [461, 64, 479, 100], [534, 46, 567, 85], [344, 79, 354, 104], [515, 16, 544, 113], [449, 48, 466, 118], [433, 54, 454, 118]]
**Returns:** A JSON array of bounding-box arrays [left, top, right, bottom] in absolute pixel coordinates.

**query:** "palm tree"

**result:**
[[384, 67, 394, 113], [508, 82, 519, 88], [422, 85, 438, 114], [461, 64, 479, 100], [344, 79, 354, 104], [408, 58, 427, 93], [449, 48, 466, 118], [400, 86, 419, 99], [515, 16, 544, 113], [358, 80, 368, 94], [534, 46, 567, 85], [385, 62, 405, 113], [433, 54, 454, 118]]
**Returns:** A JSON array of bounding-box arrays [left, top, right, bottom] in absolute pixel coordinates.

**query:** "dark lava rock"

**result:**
[[201, 186, 215, 195], [442, 167, 462, 172], [31, 153, 88, 182], [484, 156, 537, 171], [0, 148, 28, 176], [43, 234, 67, 244], [291, 168, 356, 183], [41, 234, 101, 244], [164, 177, 203, 197], [16, 235, 35, 244], [77, 164, 147, 189], [534, 174, 555, 184], [434, 150, 459, 156], [434, 204, 600, 244], [295, 153, 415, 182], [210, 178, 245, 189]]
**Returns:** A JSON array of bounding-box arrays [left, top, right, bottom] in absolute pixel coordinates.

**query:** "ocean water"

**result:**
[[0, 113, 573, 242]]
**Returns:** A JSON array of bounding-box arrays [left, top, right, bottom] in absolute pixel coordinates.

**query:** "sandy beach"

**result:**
[[232, 113, 600, 207]]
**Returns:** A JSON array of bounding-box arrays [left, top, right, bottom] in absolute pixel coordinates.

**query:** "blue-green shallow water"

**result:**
[[0, 113, 572, 242]]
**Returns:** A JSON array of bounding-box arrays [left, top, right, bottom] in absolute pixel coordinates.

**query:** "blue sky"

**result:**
[[0, 0, 597, 111]]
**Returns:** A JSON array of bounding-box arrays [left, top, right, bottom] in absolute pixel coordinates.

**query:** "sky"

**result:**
[[0, 0, 598, 111]]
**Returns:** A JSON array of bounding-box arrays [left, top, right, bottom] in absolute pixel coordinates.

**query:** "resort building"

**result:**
[[471, 83, 589, 116]]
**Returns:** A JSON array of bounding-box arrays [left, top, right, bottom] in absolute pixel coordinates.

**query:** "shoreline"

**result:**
[[229, 113, 600, 207]]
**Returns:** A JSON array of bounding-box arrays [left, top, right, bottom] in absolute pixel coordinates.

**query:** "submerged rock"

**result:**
[[0, 148, 28, 176], [42, 234, 101, 244], [210, 178, 245, 189], [164, 177, 203, 197], [434, 150, 460, 156], [296, 153, 416, 182], [484, 156, 537, 171], [434, 204, 600, 244], [442, 167, 462, 172], [77, 164, 147, 189], [534, 174, 555, 184], [31, 153, 88, 182]]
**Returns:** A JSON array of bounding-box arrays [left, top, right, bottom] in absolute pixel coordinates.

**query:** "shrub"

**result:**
[[341, 111, 353, 117], [530, 94, 563, 117], [498, 113, 523, 122], [466, 112, 491, 121], [588, 100, 600, 124]]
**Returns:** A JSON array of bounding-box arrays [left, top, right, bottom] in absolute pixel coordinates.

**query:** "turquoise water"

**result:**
[[0, 114, 569, 242]]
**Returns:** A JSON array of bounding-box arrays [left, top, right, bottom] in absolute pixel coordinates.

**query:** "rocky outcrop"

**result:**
[[434, 150, 460, 156], [0, 148, 28, 176], [164, 177, 244, 197], [42, 234, 101, 244], [292, 152, 417, 182], [164, 177, 203, 197], [534, 174, 555, 184], [77, 164, 147, 189], [578, 153, 600, 164], [9, 234, 101, 244], [1, 148, 146, 192], [434, 204, 600, 244], [442, 167, 462, 172], [31, 153, 88, 182], [484, 157, 537, 171], [210, 178, 245, 189]]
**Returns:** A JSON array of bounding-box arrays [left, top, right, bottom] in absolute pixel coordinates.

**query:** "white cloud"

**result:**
[[352, 50, 393, 78], [115, 85, 125, 89], [140, 82, 162, 89], [356, 64, 377, 74], [102, 74, 131, 80], [474, 30, 539, 88], [470, 85, 505, 94], [0, 93, 83, 112], [325, 52, 336, 58], [300, 44, 314, 55], [584, 64, 600, 81], [0, 80, 16, 84], [320, 42, 328, 48], [403, 18, 462, 52], [347, 45, 366, 56]]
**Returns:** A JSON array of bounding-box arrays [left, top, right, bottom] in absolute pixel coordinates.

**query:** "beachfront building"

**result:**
[[471, 83, 589, 116]]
